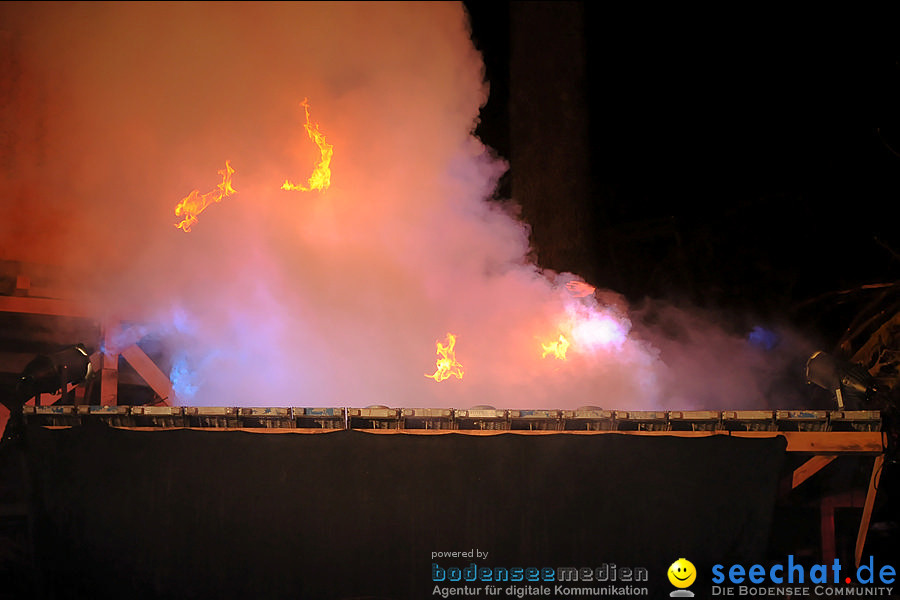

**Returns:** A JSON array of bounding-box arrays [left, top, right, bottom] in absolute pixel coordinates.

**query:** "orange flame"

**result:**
[[281, 98, 333, 192], [425, 333, 464, 381], [174, 160, 236, 232], [565, 280, 596, 298], [541, 334, 570, 360]]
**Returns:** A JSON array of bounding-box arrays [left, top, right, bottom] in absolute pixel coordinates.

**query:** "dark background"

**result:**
[[464, 2, 900, 348]]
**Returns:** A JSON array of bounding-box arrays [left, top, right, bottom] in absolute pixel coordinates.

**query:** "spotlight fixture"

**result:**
[[805, 351, 877, 410], [16, 344, 93, 403], [2, 344, 95, 443]]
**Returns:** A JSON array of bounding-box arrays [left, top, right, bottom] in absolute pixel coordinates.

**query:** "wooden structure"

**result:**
[[0, 260, 174, 408]]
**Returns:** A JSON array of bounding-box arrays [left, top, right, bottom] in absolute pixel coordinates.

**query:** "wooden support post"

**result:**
[[820, 490, 866, 565], [0, 295, 92, 318], [793, 455, 837, 489], [822, 498, 836, 566], [33, 382, 77, 407], [14, 274, 30, 295], [120, 344, 173, 406], [855, 454, 885, 568], [99, 321, 119, 407]]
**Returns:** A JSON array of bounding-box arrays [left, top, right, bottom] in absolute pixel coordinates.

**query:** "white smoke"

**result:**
[[0, 2, 810, 410]]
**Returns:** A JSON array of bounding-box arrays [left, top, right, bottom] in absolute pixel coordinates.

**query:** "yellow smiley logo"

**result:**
[[668, 558, 696, 588]]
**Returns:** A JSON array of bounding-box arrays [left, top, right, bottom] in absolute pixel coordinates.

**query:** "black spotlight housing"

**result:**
[[2, 344, 94, 444], [16, 344, 93, 402], [806, 350, 877, 410]]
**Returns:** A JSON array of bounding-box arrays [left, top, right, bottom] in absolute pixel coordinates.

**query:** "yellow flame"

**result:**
[[281, 98, 333, 192], [174, 160, 236, 232], [542, 334, 570, 360], [425, 333, 464, 381]]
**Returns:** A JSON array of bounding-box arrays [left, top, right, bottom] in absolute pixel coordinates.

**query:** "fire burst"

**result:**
[[281, 98, 333, 192], [174, 160, 236, 232], [425, 333, 464, 382], [541, 334, 570, 360]]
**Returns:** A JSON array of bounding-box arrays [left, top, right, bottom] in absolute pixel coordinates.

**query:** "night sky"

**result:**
[[466, 2, 900, 349]]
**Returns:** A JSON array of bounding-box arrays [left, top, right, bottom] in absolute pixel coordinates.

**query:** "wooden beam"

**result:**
[[734, 431, 885, 454], [14, 274, 30, 294], [99, 359, 118, 406], [855, 454, 885, 568], [99, 321, 119, 407], [793, 454, 838, 489], [119, 345, 172, 406], [0, 295, 93, 318], [33, 382, 78, 406]]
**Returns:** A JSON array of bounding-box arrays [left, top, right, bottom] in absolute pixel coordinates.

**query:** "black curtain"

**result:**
[[21, 425, 785, 599]]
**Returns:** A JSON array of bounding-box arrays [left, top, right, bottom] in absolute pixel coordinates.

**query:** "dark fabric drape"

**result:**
[[21, 425, 786, 599]]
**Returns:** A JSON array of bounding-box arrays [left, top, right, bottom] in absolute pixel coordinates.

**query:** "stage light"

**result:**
[[348, 406, 400, 430], [805, 351, 877, 410], [614, 410, 669, 431], [400, 408, 454, 430], [508, 409, 560, 431], [16, 344, 93, 403], [561, 407, 615, 431], [294, 407, 345, 429], [455, 406, 508, 430], [2, 344, 94, 443]]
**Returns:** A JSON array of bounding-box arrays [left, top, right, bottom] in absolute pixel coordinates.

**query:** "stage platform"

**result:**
[[0, 407, 890, 599]]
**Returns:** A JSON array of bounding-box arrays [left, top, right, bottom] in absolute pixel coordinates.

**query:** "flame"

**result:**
[[281, 98, 333, 192], [565, 280, 596, 298], [425, 333, 464, 381], [174, 160, 236, 232], [540, 302, 629, 361], [541, 334, 570, 360]]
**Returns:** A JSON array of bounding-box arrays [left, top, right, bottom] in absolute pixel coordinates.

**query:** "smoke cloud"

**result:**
[[0, 2, 812, 409]]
